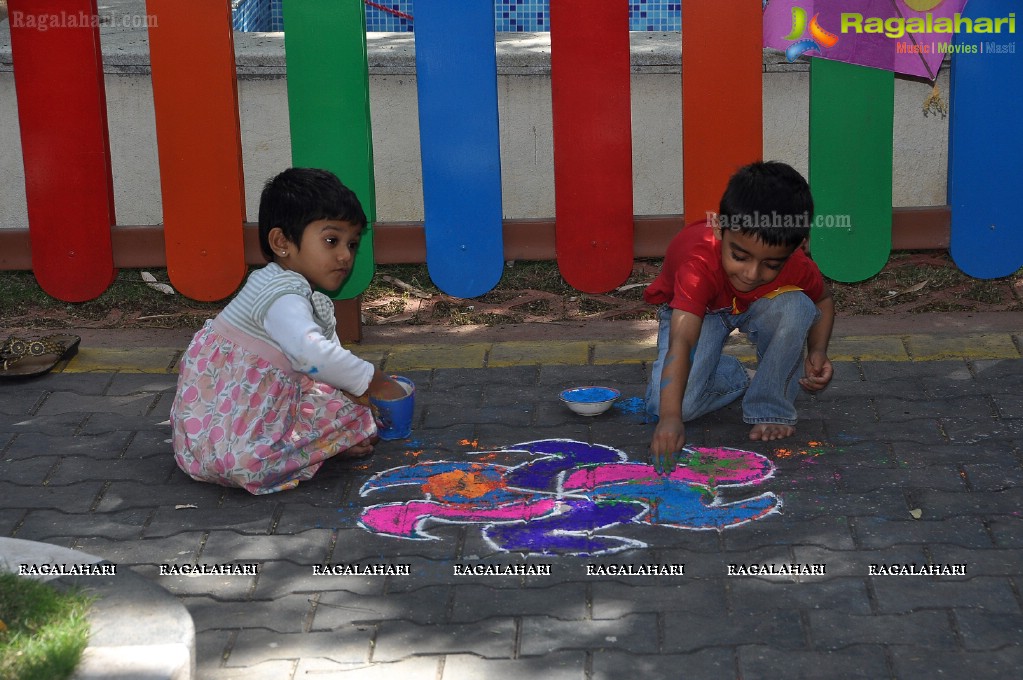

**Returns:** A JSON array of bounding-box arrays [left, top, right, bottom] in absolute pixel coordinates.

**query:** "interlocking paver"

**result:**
[[0, 481, 104, 512], [15, 508, 151, 541], [987, 516, 1023, 547], [450, 583, 587, 622], [888, 646, 1023, 679], [591, 650, 735, 679], [313, 585, 452, 627], [725, 577, 873, 614], [0, 509, 26, 537], [372, 619, 517, 661], [294, 657, 439, 679], [144, 506, 277, 537], [137, 565, 257, 599], [875, 395, 996, 422], [442, 652, 587, 680], [104, 373, 179, 395], [925, 546, 1023, 575], [35, 391, 157, 417], [0, 454, 58, 485], [789, 545, 930, 577], [48, 455, 179, 485], [198, 529, 336, 564], [590, 579, 726, 618], [81, 412, 171, 434], [835, 466, 967, 492], [519, 613, 659, 655], [199, 659, 296, 680], [226, 629, 373, 667], [992, 394, 1023, 419], [941, 416, 1023, 445], [953, 610, 1023, 650], [852, 516, 995, 550], [870, 577, 1021, 614], [185, 593, 316, 634], [0, 412, 87, 436], [962, 461, 1023, 491], [71, 533, 203, 565], [807, 610, 957, 649], [911, 488, 1023, 518], [2, 431, 133, 461], [721, 516, 857, 551], [889, 440, 1019, 466], [96, 480, 223, 512], [738, 644, 891, 680], [660, 610, 805, 653]]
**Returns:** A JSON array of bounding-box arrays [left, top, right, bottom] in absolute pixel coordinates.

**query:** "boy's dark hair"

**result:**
[[717, 161, 814, 248], [257, 168, 368, 261]]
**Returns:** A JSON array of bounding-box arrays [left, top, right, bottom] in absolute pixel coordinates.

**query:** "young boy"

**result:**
[[646, 161, 834, 474]]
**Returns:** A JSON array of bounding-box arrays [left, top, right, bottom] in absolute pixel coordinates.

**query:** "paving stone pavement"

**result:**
[[1, 325, 1022, 679]]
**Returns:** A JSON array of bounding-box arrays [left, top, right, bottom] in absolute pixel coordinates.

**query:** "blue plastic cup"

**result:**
[[370, 375, 415, 440]]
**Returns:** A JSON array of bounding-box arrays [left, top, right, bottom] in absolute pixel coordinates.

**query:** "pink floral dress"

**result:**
[[171, 318, 376, 494]]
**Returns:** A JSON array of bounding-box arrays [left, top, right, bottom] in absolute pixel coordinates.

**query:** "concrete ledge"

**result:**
[[0, 537, 195, 680]]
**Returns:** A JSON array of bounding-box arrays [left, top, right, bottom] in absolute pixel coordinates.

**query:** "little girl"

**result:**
[[170, 168, 404, 494]]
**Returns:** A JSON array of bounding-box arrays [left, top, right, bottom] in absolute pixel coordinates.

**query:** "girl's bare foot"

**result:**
[[749, 423, 795, 441], [342, 440, 376, 459]]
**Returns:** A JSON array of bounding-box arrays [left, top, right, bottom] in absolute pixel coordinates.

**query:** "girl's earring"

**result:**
[[280, 251, 287, 257]]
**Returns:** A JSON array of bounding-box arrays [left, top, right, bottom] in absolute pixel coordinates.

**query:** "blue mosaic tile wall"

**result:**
[[270, 0, 284, 31], [237, 1, 682, 33], [232, 0, 272, 32]]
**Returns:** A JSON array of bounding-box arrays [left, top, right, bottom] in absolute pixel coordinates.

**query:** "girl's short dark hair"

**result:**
[[257, 168, 368, 261], [718, 161, 815, 248]]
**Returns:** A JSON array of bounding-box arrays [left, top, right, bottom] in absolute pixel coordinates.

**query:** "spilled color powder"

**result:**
[[773, 440, 834, 460], [612, 396, 650, 424]]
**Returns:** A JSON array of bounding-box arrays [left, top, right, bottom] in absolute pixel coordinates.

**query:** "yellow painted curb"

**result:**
[[905, 333, 1021, 361], [489, 340, 589, 367], [384, 343, 490, 371], [61, 348, 180, 374], [352, 345, 388, 367], [828, 336, 909, 362], [592, 340, 655, 365]]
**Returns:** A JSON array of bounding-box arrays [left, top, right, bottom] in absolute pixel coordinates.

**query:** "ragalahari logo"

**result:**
[[783, 6, 840, 61]]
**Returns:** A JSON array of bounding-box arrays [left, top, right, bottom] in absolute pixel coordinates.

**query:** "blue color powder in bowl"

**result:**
[[559, 386, 621, 416]]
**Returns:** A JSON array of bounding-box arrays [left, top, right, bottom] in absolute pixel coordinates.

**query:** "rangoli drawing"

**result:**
[[359, 439, 781, 556]]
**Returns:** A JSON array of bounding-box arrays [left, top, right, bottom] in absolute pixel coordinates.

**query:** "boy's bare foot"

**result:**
[[748, 423, 795, 441]]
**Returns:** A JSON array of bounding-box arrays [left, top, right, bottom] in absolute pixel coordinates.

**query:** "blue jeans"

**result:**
[[645, 292, 820, 425]]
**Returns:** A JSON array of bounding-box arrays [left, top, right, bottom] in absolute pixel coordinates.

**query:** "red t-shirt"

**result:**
[[643, 221, 825, 317]]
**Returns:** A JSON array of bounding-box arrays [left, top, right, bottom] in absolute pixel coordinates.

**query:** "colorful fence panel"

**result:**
[[8, 0, 116, 302], [284, 0, 377, 298], [808, 60, 894, 283], [146, 0, 247, 301], [5, 3, 1012, 308], [948, 0, 1023, 279], [550, 0, 634, 294], [414, 0, 505, 299], [681, 1, 763, 228]]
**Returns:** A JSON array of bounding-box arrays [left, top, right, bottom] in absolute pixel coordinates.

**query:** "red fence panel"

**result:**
[[9, 0, 116, 302], [550, 0, 634, 294]]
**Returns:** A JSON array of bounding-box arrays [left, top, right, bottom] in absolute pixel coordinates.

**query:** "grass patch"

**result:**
[[0, 573, 93, 680], [0, 269, 224, 328]]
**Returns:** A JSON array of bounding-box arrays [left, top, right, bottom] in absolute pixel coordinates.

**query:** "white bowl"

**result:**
[[560, 386, 621, 416]]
